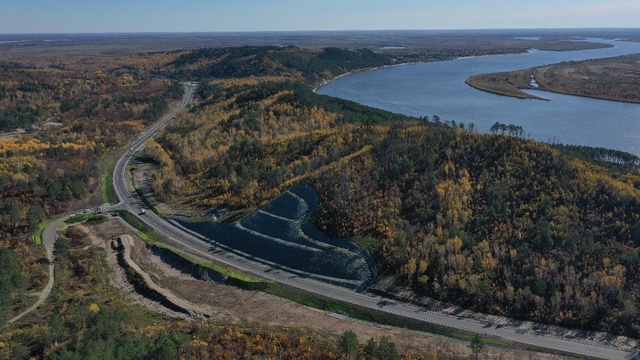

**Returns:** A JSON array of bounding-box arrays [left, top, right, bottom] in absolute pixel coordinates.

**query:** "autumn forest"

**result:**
[[134, 46, 640, 338], [2, 36, 640, 359]]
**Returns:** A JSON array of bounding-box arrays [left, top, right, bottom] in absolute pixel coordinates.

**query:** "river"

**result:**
[[317, 38, 640, 156]]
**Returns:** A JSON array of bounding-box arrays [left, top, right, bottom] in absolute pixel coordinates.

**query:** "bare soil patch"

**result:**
[[79, 219, 200, 320], [80, 216, 563, 359]]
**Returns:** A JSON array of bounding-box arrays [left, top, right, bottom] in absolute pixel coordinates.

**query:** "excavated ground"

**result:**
[[80, 216, 563, 359]]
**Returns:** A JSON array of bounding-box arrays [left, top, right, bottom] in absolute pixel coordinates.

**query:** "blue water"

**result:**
[[317, 39, 640, 155]]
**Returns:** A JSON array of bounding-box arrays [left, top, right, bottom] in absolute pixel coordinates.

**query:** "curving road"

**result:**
[[113, 81, 196, 213], [4, 85, 196, 327], [6, 216, 67, 325], [109, 83, 637, 359]]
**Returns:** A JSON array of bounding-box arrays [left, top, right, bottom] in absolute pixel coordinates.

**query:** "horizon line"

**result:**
[[2, 27, 640, 36]]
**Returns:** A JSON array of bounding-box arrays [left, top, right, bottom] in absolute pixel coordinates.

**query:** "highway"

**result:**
[[113, 82, 196, 212], [111, 83, 635, 360]]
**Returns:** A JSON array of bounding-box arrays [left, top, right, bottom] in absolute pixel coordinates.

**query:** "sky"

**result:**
[[1, 0, 639, 34]]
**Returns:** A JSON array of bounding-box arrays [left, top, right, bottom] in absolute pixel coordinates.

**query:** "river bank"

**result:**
[[313, 62, 414, 93], [317, 38, 640, 156], [313, 48, 542, 93]]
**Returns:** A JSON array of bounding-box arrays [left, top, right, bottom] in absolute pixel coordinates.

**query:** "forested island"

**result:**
[[1, 32, 640, 358]]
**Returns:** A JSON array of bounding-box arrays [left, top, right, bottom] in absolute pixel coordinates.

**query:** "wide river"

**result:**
[[317, 38, 640, 156]]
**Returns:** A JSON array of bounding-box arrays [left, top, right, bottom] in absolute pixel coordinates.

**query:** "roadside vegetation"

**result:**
[[465, 53, 640, 103], [264, 282, 506, 348]]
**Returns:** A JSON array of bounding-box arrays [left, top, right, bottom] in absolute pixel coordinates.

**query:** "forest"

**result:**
[[3, 41, 640, 358], [143, 46, 640, 338], [0, 56, 184, 325], [165, 46, 394, 82], [0, 45, 430, 359]]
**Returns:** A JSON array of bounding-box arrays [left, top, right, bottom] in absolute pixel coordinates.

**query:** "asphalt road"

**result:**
[[108, 82, 634, 360], [113, 82, 196, 212]]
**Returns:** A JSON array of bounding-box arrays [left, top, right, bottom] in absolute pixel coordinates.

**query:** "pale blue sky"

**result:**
[[1, 0, 638, 34]]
